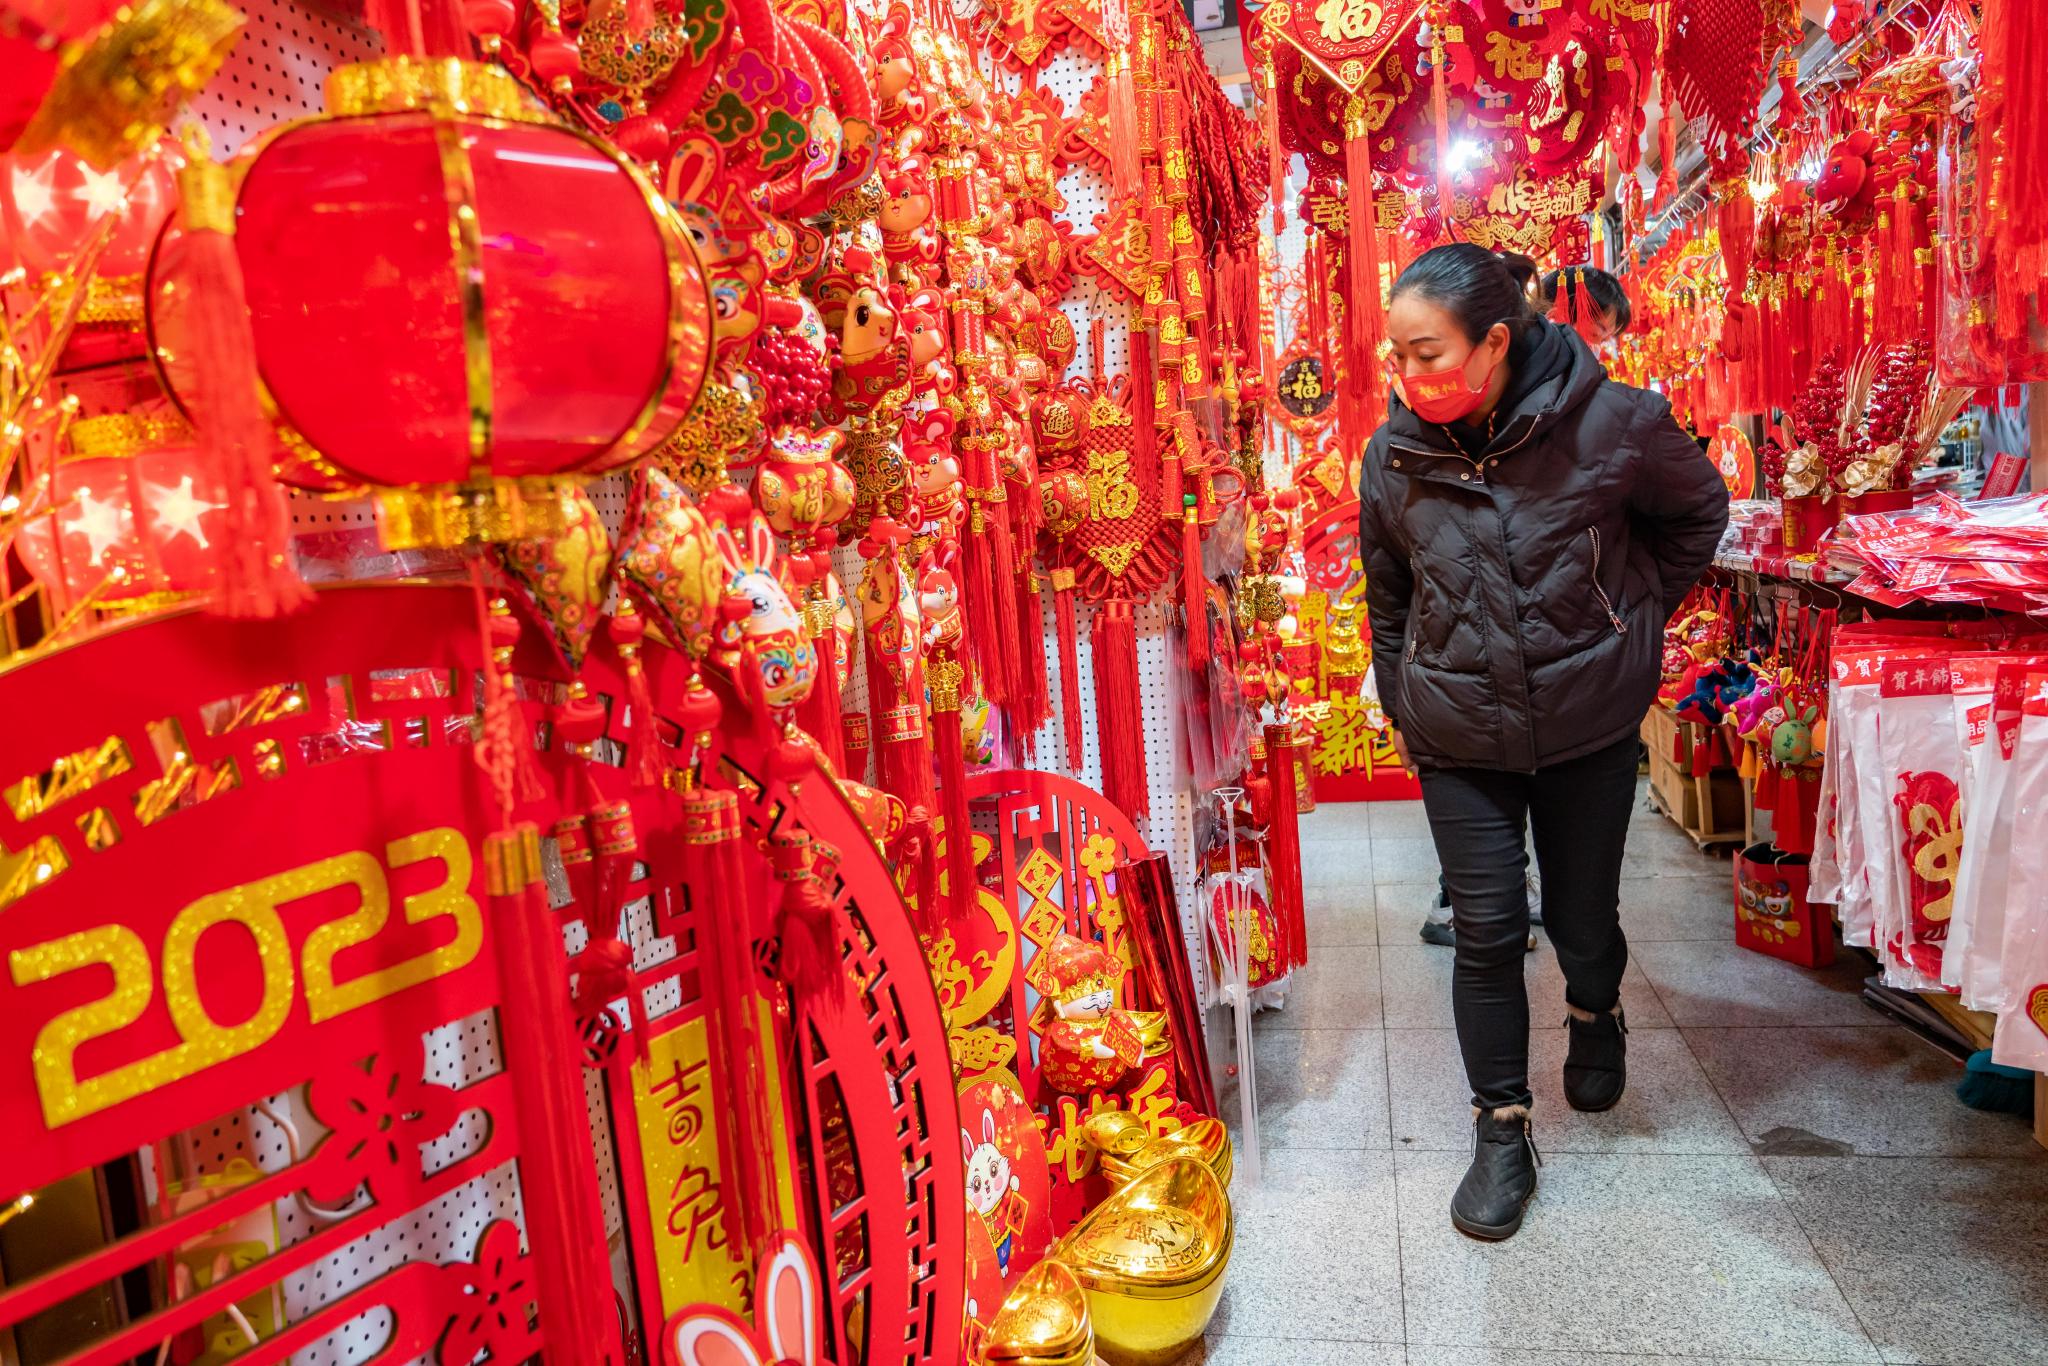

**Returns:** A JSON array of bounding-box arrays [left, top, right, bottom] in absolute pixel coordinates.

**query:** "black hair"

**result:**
[[1389, 242, 1533, 347], [1538, 265, 1633, 334], [1496, 251, 1541, 301]]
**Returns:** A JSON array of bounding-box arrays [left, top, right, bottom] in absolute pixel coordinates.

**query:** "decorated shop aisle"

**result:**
[[1198, 786, 2048, 1366]]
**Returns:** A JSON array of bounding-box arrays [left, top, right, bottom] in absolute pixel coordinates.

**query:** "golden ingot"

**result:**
[[1081, 1110, 1151, 1163], [1100, 1118, 1234, 1193], [1053, 1159, 1233, 1366], [981, 1259, 1095, 1366]]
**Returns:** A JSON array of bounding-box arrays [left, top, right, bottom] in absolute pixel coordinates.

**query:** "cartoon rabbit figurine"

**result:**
[[663, 1236, 824, 1366], [963, 1111, 1027, 1277], [707, 490, 818, 712]]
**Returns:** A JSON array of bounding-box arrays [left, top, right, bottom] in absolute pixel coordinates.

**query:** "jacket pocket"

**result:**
[[1587, 528, 1628, 637]]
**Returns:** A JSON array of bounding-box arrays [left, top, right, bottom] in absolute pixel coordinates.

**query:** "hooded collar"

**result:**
[[1383, 319, 1609, 462]]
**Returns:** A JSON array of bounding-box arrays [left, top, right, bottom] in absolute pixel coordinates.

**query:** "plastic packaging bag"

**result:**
[[1877, 654, 1965, 988], [1949, 663, 2036, 1009], [1990, 671, 2048, 1070]]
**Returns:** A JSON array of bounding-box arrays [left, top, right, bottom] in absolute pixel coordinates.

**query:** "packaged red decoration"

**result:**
[[1735, 843, 1833, 969]]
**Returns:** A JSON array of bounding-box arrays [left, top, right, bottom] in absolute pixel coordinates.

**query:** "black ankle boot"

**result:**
[[1450, 1106, 1539, 1241], [1563, 1006, 1628, 1112]]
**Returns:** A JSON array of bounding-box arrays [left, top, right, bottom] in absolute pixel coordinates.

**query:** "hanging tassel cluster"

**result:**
[[1980, 0, 2048, 338], [680, 779, 777, 1260], [174, 141, 310, 618], [1656, 106, 1678, 209], [1339, 97, 1386, 460], [1091, 598, 1149, 818]]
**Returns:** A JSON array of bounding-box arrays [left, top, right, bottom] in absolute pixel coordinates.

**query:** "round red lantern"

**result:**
[[143, 58, 713, 546], [4, 140, 181, 324], [15, 409, 223, 610]]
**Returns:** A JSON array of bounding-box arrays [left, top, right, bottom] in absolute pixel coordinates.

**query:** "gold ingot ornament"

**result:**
[[1052, 1158, 1233, 1366], [981, 1258, 1095, 1366]]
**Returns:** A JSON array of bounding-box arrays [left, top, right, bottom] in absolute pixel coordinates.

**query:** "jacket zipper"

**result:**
[[1405, 558, 1422, 663], [1588, 528, 1627, 636]]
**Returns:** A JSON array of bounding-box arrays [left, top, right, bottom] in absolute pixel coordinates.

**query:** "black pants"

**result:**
[[1417, 733, 1640, 1111]]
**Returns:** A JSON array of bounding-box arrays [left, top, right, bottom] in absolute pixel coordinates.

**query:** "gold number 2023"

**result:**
[[9, 827, 483, 1129]]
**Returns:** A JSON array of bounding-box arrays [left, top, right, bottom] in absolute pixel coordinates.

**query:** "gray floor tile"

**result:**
[[1368, 800, 1433, 840], [1373, 836, 1447, 885], [1259, 944, 1382, 1029], [1387, 1027, 1749, 1155], [1227, 1027, 1391, 1150], [1206, 1149, 1405, 1344], [1618, 873, 1740, 941], [1302, 803, 1373, 843], [1766, 1155, 2048, 1365], [1632, 940, 1880, 1028], [1380, 943, 1675, 1030], [1178, 1339, 1403, 1365], [1687, 1027, 2044, 1159], [1376, 882, 1438, 945], [1303, 837, 1379, 890], [1305, 884, 1379, 948], [1407, 1351, 1872, 1366], [1394, 1150, 1879, 1362]]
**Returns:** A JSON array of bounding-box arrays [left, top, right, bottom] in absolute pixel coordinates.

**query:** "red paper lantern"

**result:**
[[3, 141, 180, 277], [144, 58, 713, 545], [14, 410, 223, 609]]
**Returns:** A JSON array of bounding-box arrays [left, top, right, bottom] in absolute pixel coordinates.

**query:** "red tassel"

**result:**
[[930, 669, 975, 925], [1182, 498, 1207, 670], [1265, 53, 1287, 236], [482, 827, 620, 1361], [1343, 110, 1384, 364], [1981, 0, 2048, 339], [799, 603, 848, 775], [1264, 723, 1307, 972], [1092, 598, 1149, 818], [901, 811, 939, 936], [1014, 571, 1052, 750], [768, 825, 836, 1004], [1427, 14, 1457, 233], [960, 509, 1002, 706], [1656, 110, 1677, 209], [1054, 569, 1084, 771], [474, 567, 547, 818], [1131, 330, 1158, 484], [1718, 177, 1755, 306], [174, 149, 309, 618], [609, 600, 667, 788], [987, 498, 1023, 712], [682, 786, 775, 1263]]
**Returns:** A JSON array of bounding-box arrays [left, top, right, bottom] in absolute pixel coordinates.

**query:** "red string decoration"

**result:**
[[1091, 597, 1148, 817]]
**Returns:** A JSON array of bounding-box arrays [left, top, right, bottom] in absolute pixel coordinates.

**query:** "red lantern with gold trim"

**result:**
[[144, 58, 713, 543], [14, 410, 224, 611]]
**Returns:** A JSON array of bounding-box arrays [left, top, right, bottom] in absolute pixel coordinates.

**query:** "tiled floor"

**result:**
[[1190, 781, 2048, 1366]]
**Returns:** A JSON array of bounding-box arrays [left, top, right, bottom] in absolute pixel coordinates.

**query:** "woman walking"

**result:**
[[1358, 243, 1728, 1240]]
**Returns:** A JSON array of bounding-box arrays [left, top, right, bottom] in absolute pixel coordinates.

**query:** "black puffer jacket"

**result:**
[[1359, 321, 1729, 773]]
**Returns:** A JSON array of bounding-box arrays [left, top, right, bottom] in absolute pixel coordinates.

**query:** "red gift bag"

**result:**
[[1736, 843, 1836, 968]]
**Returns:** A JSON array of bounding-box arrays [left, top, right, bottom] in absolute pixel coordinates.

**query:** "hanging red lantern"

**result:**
[[3, 139, 181, 324], [142, 58, 713, 546], [14, 409, 224, 610]]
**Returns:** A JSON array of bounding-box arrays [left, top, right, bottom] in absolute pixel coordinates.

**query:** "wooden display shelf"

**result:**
[[1640, 707, 1748, 850]]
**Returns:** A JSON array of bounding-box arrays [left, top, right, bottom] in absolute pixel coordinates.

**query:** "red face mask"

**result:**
[[1386, 347, 1501, 425]]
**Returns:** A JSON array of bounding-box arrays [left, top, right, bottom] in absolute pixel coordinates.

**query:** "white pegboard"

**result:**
[[189, 0, 381, 156]]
